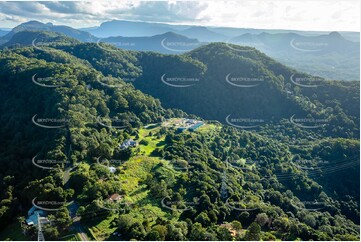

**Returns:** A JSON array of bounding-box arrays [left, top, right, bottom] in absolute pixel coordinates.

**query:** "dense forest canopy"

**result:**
[[0, 30, 359, 241]]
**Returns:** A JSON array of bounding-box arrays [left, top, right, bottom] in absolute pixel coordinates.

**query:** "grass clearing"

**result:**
[[88, 213, 118, 241], [132, 126, 165, 156], [119, 156, 163, 193]]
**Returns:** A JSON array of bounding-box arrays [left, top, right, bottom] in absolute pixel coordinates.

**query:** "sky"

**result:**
[[0, 0, 360, 31]]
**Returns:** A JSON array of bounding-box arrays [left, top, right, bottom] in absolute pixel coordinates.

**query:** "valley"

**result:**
[[0, 17, 359, 241]]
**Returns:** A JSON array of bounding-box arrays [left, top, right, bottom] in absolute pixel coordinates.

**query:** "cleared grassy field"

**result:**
[[86, 155, 169, 240], [88, 213, 118, 241], [83, 121, 211, 240], [197, 123, 220, 134], [131, 125, 165, 156]]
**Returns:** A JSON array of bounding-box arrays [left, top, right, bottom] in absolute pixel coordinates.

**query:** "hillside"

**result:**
[[0, 21, 95, 44], [0, 29, 8, 37], [1, 30, 80, 48], [59, 40, 358, 139], [101, 32, 201, 53], [229, 32, 360, 80], [178, 26, 227, 42], [0, 32, 359, 241], [2, 21, 359, 80]]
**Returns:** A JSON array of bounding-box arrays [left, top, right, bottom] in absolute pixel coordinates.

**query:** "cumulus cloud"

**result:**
[[0, 0, 359, 31]]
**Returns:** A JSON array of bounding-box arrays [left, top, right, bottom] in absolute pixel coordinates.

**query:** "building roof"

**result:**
[[26, 209, 47, 225], [109, 193, 121, 201], [27, 206, 37, 216], [108, 166, 116, 173], [120, 139, 137, 148]]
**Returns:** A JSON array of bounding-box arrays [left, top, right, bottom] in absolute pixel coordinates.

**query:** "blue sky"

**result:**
[[0, 1, 359, 31]]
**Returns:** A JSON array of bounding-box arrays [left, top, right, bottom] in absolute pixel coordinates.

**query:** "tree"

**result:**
[[231, 220, 242, 231], [42, 225, 59, 240], [165, 223, 186, 241], [273, 217, 290, 233], [189, 222, 206, 240], [303, 214, 317, 228], [146, 230, 161, 241], [216, 226, 232, 241], [245, 222, 261, 241], [255, 213, 269, 227], [149, 225, 167, 241], [54, 207, 72, 231], [129, 222, 146, 240], [261, 232, 276, 241], [195, 212, 211, 227]]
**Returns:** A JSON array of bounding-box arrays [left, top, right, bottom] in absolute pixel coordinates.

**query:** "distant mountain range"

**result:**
[[0, 27, 359, 241], [81, 20, 184, 38], [0, 30, 9, 37], [1, 20, 359, 80], [0, 21, 94, 45], [177, 26, 227, 42], [99, 32, 202, 53], [228, 32, 360, 80], [81, 19, 360, 42]]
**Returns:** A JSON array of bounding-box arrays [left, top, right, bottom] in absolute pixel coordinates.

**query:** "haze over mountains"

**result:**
[[0, 30, 8, 37], [0, 20, 359, 80], [81, 19, 360, 42], [0, 28, 359, 241], [0, 21, 93, 44], [0, 9, 360, 240]]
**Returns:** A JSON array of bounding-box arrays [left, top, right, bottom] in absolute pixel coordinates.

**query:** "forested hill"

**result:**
[[51, 40, 359, 140], [0, 31, 359, 241]]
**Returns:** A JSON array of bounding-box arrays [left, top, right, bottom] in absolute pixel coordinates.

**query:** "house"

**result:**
[[108, 166, 116, 173], [26, 208, 48, 226], [177, 127, 187, 132], [188, 122, 204, 131], [120, 139, 137, 149], [27, 206, 37, 217], [109, 193, 122, 202], [177, 119, 204, 132]]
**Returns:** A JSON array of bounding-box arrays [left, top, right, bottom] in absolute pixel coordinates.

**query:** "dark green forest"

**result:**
[[0, 30, 359, 241]]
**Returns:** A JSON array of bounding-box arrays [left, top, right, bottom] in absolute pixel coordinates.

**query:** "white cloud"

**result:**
[[0, 0, 359, 31]]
